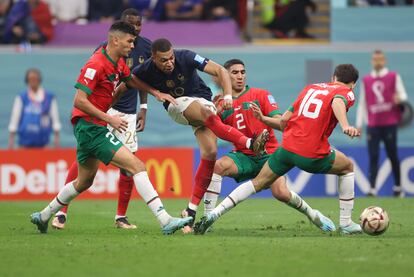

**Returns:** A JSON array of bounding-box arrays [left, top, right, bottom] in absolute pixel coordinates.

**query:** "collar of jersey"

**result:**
[[232, 85, 250, 99], [101, 47, 118, 67]]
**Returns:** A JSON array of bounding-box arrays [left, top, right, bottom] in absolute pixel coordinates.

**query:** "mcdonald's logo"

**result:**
[[146, 158, 182, 195]]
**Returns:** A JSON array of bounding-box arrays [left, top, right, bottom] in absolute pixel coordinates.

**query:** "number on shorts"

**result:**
[[105, 132, 120, 146], [297, 88, 329, 119], [125, 131, 136, 145], [236, 113, 246, 130]]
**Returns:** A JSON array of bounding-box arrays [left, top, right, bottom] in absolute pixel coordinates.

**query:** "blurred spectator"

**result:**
[[0, 0, 12, 43], [3, 0, 53, 44], [354, 0, 413, 5], [88, 0, 127, 22], [44, 0, 88, 24], [356, 50, 408, 197], [128, 0, 167, 21], [202, 0, 237, 21], [165, 0, 203, 20], [8, 68, 61, 149], [260, 0, 316, 39]]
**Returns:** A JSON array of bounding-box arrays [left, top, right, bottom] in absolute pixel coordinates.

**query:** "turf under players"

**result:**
[[200, 59, 334, 233], [115, 38, 269, 228], [30, 21, 192, 235], [52, 8, 152, 230], [195, 64, 363, 235]]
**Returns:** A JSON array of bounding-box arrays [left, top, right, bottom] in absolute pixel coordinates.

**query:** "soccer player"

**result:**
[[30, 21, 192, 235], [200, 59, 334, 233], [116, 38, 269, 227], [195, 64, 363, 235], [52, 8, 152, 230]]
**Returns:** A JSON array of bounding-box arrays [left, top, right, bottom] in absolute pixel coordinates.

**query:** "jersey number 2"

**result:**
[[298, 88, 329, 119], [236, 113, 246, 130]]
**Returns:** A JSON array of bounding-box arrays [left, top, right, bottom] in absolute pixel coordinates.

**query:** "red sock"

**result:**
[[204, 114, 249, 149], [190, 159, 216, 207], [116, 172, 134, 217], [60, 161, 78, 214]]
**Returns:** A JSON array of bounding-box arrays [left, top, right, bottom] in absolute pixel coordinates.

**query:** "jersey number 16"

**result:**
[[298, 88, 329, 119]]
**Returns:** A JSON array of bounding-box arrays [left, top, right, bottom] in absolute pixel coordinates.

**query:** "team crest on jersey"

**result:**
[[138, 56, 145, 64], [166, 80, 175, 88], [194, 54, 206, 64], [126, 58, 134, 68], [347, 91, 355, 101], [84, 68, 96, 80]]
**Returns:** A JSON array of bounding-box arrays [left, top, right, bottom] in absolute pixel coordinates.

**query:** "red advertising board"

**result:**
[[0, 148, 193, 200]]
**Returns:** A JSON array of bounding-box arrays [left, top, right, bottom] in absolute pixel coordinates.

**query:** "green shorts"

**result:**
[[268, 147, 335, 176], [226, 151, 270, 183], [74, 118, 123, 165]]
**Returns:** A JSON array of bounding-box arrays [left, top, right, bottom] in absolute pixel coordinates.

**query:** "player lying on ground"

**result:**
[[30, 21, 192, 235], [52, 8, 152, 230], [195, 64, 363, 235], [194, 58, 334, 234], [115, 38, 270, 228]]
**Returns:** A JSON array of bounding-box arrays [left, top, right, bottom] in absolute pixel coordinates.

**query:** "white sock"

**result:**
[[287, 191, 316, 221], [40, 181, 79, 222], [338, 172, 355, 227], [133, 171, 171, 226], [188, 202, 198, 212], [204, 173, 222, 215], [214, 180, 256, 217]]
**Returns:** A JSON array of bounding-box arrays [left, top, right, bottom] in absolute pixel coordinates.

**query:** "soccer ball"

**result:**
[[359, 206, 389, 236]]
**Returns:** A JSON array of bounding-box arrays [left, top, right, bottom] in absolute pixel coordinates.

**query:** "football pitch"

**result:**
[[0, 198, 413, 277]]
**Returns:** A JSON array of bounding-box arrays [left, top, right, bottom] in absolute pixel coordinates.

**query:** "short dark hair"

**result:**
[[151, 38, 172, 54], [224, 59, 245, 70], [121, 8, 141, 20], [373, 49, 384, 55], [25, 68, 42, 84], [109, 20, 137, 36], [333, 64, 359, 84]]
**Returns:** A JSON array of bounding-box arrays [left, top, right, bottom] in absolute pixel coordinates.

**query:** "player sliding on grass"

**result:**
[[115, 38, 269, 229], [30, 21, 192, 235], [195, 64, 363, 235], [52, 8, 152, 230], [197, 58, 334, 234]]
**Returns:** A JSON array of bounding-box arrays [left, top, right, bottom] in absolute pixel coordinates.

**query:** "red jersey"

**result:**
[[71, 47, 132, 126], [282, 82, 355, 158], [218, 86, 281, 156]]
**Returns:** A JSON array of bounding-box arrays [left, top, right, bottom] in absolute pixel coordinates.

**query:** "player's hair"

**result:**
[[108, 20, 137, 36], [224, 59, 245, 69], [25, 68, 42, 84], [151, 38, 172, 54], [373, 49, 384, 55], [333, 64, 359, 84], [121, 8, 141, 20]]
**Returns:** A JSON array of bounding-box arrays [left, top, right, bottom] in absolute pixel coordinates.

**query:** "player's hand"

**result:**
[[154, 91, 177, 105], [250, 102, 264, 122], [343, 126, 360, 138], [136, 108, 147, 132], [109, 114, 128, 133], [222, 97, 233, 110]]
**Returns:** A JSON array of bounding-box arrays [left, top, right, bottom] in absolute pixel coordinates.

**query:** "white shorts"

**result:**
[[107, 108, 138, 152], [167, 96, 216, 132]]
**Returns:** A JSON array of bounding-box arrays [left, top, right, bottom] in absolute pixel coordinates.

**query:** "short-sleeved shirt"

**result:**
[[71, 47, 132, 126], [218, 86, 281, 156], [282, 82, 355, 158], [132, 49, 212, 109]]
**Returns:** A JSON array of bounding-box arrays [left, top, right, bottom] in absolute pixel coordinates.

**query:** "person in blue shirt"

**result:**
[[51, 8, 152, 230], [8, 68, 61, 148], [117, 38, 269, 232]]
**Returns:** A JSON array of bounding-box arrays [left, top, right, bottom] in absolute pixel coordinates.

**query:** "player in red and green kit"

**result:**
[[30, 21, 192, 235], [194, 59, 334, 234], [196, 64, 363, 235]]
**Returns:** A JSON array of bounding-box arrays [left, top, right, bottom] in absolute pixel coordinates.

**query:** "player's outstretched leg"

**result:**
[[51, 160, 78, 230]]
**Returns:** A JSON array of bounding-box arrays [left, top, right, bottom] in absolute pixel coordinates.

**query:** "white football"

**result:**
[[359, 206, 389, 236]]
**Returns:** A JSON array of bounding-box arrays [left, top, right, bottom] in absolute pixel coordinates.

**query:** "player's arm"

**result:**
[[280, 109, 293, 131], [136, 90, 148, 132], [249, 102, 283, 130], [203, 60, 233, 109], [74, 89, 127, 132], [332, 98, 360, 138]]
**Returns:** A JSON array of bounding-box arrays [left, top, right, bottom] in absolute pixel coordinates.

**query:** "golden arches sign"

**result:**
[[146, 158, 181, 195]]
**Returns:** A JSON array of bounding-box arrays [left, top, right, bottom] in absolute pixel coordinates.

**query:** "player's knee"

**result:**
[[213, 161, 225, 175], [271, 178, 290, 203], [200, 146, 217, 161], [200, 105, 214, 120], [341, 159, 354, 175], [124, 156, 146, 175]]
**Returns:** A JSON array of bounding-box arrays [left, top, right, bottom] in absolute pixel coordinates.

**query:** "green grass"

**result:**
[[0, 198, 413, 277]]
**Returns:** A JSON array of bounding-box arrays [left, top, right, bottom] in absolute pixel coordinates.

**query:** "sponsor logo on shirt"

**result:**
[[347, 91, 355, 102], [194, 54, 206, 64], [84, 68, 96, 80]]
